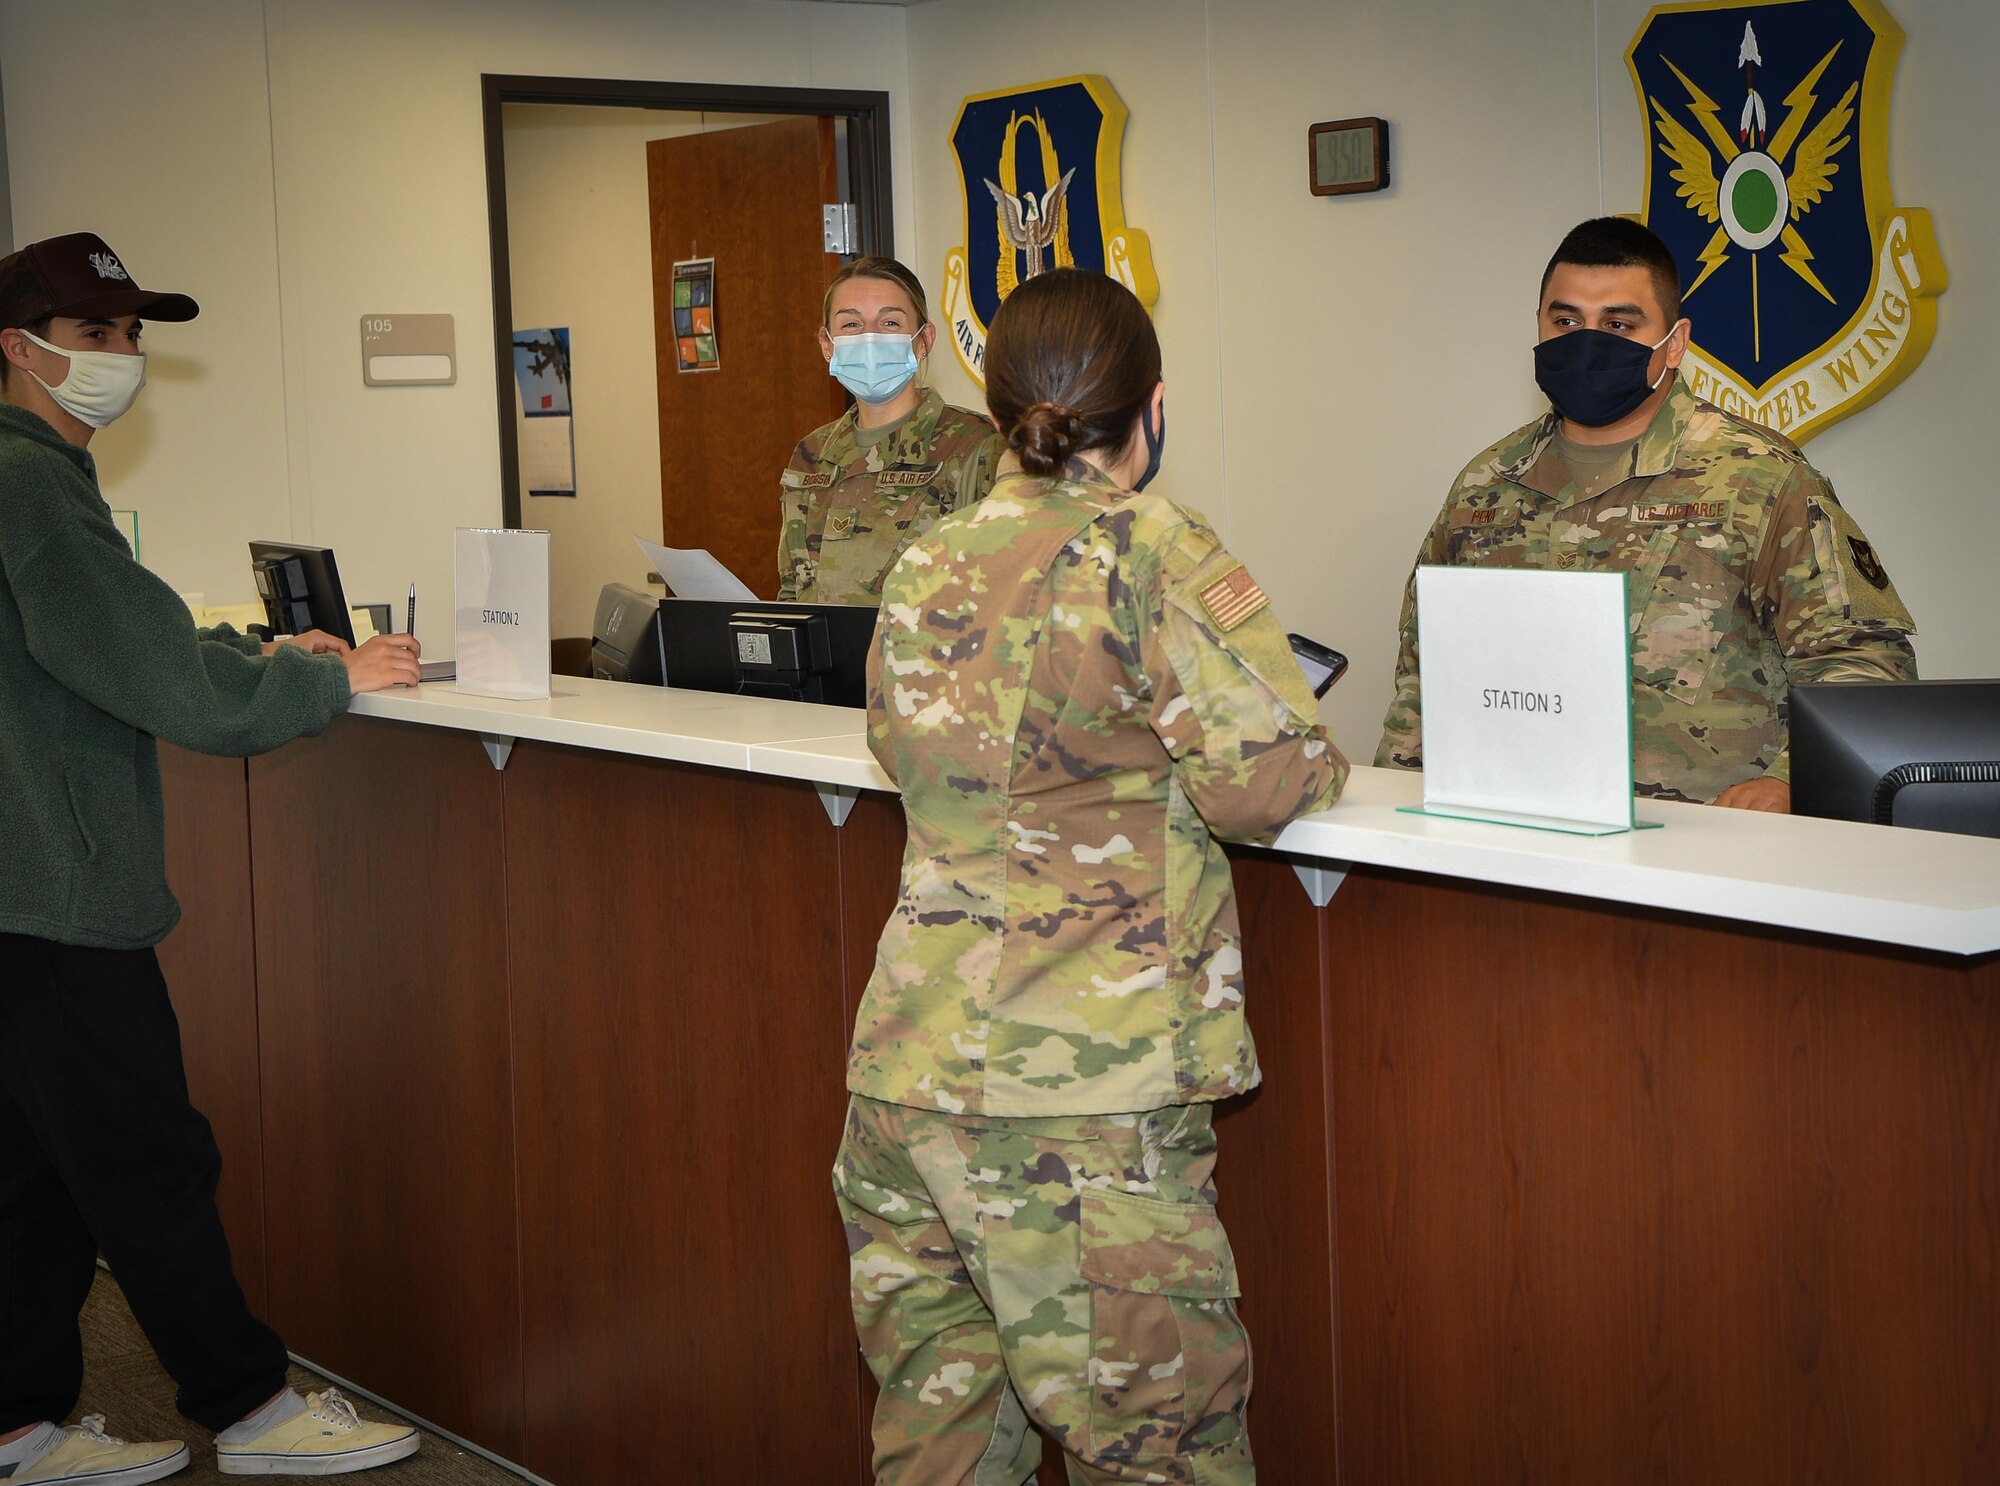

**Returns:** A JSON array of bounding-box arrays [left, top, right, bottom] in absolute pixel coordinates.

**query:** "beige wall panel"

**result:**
[[909, 0, 1599, 748], [1203, 0, 1601, 748], [904, 0, 1226, 525], [2, 0, 1987, 727], [0, 0, 911, 658], [0, 0, 291, 609], [261, 0, 910, 657], [910, 0, 1989, 747]]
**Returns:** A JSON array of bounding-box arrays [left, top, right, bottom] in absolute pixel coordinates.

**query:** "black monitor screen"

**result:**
[[248, 541, 356, 648], [658, 598, 879, 709], [1791, 679, 2000, 839]]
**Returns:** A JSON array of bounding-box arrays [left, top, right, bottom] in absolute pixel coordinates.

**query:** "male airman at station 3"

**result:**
[[1377, 217, 1916, 810]]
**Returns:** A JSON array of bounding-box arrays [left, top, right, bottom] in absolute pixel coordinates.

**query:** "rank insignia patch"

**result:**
[[943, 74, 1158, 387], [1199, 567, 1269, 632], [1628, 0, 1945, 442], [1847, 533, 1889, 589]]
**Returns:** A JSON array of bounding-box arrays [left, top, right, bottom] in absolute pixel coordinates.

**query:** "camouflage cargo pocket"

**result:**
[[834, 1102, 967, 1303], [1078, 1187, 1249, 1462], [1633, 536, 1728, 704]]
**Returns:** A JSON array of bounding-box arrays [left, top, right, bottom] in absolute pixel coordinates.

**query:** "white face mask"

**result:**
[[19, 327, 147, 429]]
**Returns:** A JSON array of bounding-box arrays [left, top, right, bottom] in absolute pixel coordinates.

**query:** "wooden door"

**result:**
[[649, 117, 846, 601]]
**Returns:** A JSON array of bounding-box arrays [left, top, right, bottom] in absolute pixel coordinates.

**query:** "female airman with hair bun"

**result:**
[[835, 266, 1349, 1483]]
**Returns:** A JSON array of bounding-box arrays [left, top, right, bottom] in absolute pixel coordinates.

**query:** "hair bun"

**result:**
[[1011, 400, 1086, 476]]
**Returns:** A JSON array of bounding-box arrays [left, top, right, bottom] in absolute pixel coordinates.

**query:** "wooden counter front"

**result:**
[[159, 718, 2000, 1485]]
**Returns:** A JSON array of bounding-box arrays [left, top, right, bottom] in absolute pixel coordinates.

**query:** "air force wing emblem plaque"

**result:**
[[943, 74, 1158, 387], [1629, 0, 1944, 441]]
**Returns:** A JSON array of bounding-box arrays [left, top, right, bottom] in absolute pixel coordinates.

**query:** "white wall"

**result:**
[[907, 0, 1998, 750], [501, 104, 783, 640], [2, 0, 1988, 717], [905, 0, 1228, 532], [902, 0, 1597, 746], [1, 0, 293, 608], [1204, 0, 1601, 749], [0, 0, 911, 655]]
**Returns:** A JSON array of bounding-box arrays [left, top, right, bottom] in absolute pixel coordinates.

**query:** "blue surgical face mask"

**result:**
[[827, 332, 919, 405]]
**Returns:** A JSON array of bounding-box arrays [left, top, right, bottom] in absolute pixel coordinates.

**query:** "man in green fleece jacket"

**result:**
[[0, 233, 424, 1484]]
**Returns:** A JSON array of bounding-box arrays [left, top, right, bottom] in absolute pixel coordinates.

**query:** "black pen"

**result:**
[[405, 583, 416, 638]]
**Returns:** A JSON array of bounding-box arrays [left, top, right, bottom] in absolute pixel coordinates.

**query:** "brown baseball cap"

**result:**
[[0, 232, 200, 329]]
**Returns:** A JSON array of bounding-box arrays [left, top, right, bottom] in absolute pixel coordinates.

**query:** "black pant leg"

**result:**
[[0, 934, 289, 1434], [0, 1020, 100, 1434]]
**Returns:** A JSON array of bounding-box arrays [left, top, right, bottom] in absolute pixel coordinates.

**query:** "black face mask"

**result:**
[[1532, 328, 1673, 428], [1133, 404, 1166, 493]]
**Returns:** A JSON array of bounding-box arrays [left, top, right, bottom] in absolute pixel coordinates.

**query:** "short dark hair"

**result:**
[[0, 316, 52, 391], [1541, 217, 1682, 325], [984, 268, 1161, 478]]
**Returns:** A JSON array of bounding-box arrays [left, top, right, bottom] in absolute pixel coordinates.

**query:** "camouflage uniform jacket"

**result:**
[[852, 461, 1349, 1118], [1375, 378, 1917, 802], [777, 387, 1001, 604]]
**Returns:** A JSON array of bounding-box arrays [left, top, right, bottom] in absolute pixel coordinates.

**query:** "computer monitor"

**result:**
[[590, 583, 665, 686], [248, 541, 356, 648], [657, 597, 880, 708], [1791, 679, 2000, 839]]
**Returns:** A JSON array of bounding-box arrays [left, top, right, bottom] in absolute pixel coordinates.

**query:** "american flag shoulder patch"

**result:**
[[1198, 566, 1268, 632]]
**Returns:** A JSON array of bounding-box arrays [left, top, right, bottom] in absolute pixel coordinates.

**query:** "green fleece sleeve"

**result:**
[[196, 622, 265, 656], [6, 493, 349, 757]]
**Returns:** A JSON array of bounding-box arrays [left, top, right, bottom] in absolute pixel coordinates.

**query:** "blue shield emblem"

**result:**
[[1627, 0, 1944, 440], [942, 74, 1157, 386]]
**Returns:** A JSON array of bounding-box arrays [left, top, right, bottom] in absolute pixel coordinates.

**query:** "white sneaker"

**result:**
[[8, 1416, 189, 1485], [212, 1391, 417, 1477]]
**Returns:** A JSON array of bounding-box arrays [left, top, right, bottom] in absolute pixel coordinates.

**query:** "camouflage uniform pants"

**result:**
[[834, 1094, 1254, 1485]]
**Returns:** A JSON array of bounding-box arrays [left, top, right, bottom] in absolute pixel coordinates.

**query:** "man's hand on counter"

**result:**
[[1713, 778, 1791, 813], [342, 633, 423, 693]]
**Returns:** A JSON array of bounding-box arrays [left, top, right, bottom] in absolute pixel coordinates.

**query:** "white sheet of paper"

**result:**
[[454, 528, 552, 700], [1414, 566, 1635, 833], [521, 415, 575, 495], [632, 535, 755, 601]]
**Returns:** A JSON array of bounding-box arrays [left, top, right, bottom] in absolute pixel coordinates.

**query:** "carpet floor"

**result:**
[[73, 1269, 525, 1485]]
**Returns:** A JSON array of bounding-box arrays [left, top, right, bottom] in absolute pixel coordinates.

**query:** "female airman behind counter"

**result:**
[[776, 256, 1000, 604], [836, 267, 1349, 1483]]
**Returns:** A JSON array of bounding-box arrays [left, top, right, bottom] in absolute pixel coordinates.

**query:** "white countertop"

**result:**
[[350, 676, 864, 775], [350, 678, 2000, 957]]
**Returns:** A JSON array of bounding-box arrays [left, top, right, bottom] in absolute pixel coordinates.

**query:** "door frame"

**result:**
[[481, 74, 895, 527]]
